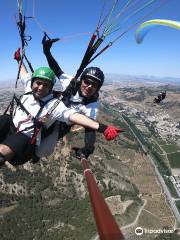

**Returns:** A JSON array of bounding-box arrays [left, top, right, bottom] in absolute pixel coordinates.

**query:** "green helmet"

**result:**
[[32, 67, 56, 85]]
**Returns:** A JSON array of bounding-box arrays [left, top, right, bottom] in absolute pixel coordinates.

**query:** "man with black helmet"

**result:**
[[42, 37, 122, 159], [79, 66, 104, 98]]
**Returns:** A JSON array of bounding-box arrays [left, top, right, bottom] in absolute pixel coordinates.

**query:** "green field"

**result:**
[[164, 178, 179, 198], [155, 138, 167, 145], [152, 144, 164, 154], [168, 152, 180, 168], [161, 144, 180, 153], [175, 200, 180, 213]]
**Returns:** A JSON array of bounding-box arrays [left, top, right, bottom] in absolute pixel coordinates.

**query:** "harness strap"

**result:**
[[47, 96, 63, 116], [29, 97, 63, 144], [3, 93, 16, 115], [14, 94, 32, 117], [16, 115, 32, 132], [31, 120, 43, 144]]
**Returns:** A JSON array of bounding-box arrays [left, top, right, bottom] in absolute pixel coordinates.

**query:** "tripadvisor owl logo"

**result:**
[[135, 227, 144, 236]]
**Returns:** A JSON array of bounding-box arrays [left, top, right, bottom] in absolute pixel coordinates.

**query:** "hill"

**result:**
[[0, 83, 180, 239]]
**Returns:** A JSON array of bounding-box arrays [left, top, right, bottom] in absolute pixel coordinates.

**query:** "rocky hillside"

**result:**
[[0, 86, 179, 239]]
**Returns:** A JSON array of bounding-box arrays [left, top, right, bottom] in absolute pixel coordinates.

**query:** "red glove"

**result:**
[[14, 48, 21, 62], [98, 124, 124, 141], [103, 125, 122, 140]]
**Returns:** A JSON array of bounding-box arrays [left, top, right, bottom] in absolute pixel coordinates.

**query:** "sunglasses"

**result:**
[[83, 79, 99, 88]]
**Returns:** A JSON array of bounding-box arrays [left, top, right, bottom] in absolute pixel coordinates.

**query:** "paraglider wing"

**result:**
[[135, 19, 180, 44]]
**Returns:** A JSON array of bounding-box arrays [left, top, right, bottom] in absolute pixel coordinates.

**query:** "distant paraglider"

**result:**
[[135, 19, 180, 44], [135, 20, 177, 105], [154, 91, 166, 104]]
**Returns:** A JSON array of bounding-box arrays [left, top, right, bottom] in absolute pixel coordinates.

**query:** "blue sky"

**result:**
[[1, 0, 180, 82]]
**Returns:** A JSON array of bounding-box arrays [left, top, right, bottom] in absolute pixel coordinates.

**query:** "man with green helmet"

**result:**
[[0, 49, 122, 167], [31, 67, 56, 98], [0, 63, 58, 166]]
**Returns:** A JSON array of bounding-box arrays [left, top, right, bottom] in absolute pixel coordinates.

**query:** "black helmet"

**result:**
[[80, 67, 104, 89]]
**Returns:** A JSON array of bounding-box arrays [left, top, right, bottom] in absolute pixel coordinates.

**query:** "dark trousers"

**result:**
[[0, 114, 35, 165], [0, 114, 12, 142]]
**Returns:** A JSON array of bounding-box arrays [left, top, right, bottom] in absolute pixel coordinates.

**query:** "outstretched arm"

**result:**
[[69, 113, 99, 130], [69, 113, 123, 141], [42, 34, 64, 78]]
